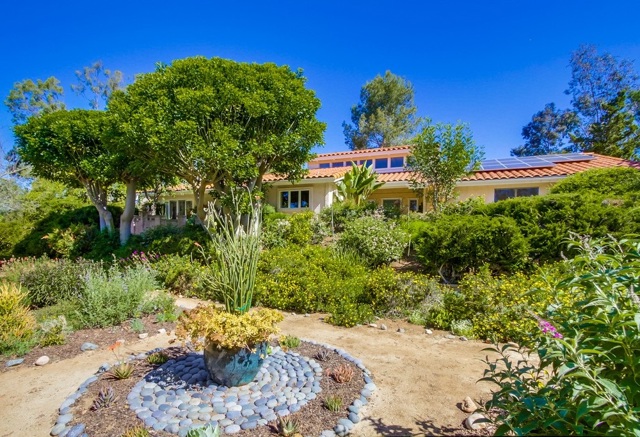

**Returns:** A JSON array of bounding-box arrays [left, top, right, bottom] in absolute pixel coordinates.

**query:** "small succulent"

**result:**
[[92, 386, 117, 410], [277, 417, 301, 437], [324, 395, 343, 412], [147, 352, 169, 365], [314, 349, 331, 361], [121, 425, 150, 437], [186, 424, 221, 437], [326, 363, 355, 383], [279, 335, 301, 350], [108, 362, 135, 380]]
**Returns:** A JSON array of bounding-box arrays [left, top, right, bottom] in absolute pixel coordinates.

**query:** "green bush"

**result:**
[[338, 214, 410, 267], [75, 264, 160, 328], [363, 266, 444, 317], [0, 282, 37, 355], [482, 236, 640, 436], [326, 303, 375, 327], [414, 214, 529, 281], [478, 192, 640, 264], [255, 245, 368, 315], [262, 212, 314, 249], [12, 205, 123, 259], [550, 167, 640, 197], [122, 223, 208, 258], [19, 258, 95, 308], [153, 254, 205, 296], [319, 201, 377, 233]]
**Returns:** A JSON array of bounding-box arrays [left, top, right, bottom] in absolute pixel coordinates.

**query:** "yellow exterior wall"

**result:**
[[455, 182, 554, 203]]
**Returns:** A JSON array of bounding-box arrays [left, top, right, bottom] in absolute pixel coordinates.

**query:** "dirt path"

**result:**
[[0, 299, 496, 436]]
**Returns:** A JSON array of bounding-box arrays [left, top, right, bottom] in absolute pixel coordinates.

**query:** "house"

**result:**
[[262, 146, 639, 214], [134, 147, 638, 233]]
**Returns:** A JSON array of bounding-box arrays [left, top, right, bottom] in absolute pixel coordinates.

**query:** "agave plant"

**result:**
[[335, 163, 385, 206]]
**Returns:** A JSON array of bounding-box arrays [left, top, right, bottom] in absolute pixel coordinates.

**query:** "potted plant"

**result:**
[[176, 192, 283, 386]]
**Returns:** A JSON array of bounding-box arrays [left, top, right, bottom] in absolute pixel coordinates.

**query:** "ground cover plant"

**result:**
[[481, 236, 640, 436]]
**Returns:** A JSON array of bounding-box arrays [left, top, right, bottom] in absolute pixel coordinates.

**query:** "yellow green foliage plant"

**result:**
[[0, 282, 37, 354], [176, 305, 283, 351]]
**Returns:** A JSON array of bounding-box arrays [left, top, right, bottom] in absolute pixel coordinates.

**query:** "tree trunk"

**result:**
[[119, 180, 137, 245], [195, 182, 207, 221], [83, 181, 114, 233]]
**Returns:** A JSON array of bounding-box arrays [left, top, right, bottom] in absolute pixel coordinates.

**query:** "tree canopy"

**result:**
[[111, 56, 325, 220], [4, 77, 65, 125], [13, 109, 121, 232], [514, 45, 640, 159], [407, 121, 483, 211], [343, 71, 419, 150]]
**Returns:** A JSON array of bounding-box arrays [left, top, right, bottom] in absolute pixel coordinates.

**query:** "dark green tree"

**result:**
[[406, 120, 483, 212], [343, 71, 419, 150], [14, 110, 120, 232], [511, 103, 579, 156], [110, 57, 325, 220], [571, 90, 640, 159]]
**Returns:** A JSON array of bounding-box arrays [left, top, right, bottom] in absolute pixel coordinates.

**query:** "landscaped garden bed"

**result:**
[[54, 341, 373, 437]]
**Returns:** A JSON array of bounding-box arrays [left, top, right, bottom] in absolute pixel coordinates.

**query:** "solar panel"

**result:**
[[478, 153, 594, 171]]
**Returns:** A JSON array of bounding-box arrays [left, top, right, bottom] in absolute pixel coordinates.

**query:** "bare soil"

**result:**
[[0, 298, 498, 436]]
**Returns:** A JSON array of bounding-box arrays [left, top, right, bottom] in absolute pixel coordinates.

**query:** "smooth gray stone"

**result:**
[[50, 423, 66, 436], [66, 424, 85, 437], [56, 414, 73, 425], [80, 342, 98, 351], [225, 424, 241, 434], [349, 412, 361, 423], [5, 358, 24, 367]]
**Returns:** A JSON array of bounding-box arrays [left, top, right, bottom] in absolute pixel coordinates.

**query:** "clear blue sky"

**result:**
[[2, 0, 640, 159]]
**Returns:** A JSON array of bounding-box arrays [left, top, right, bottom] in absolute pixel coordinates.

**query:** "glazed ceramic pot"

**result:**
[[203, 340, 268, 387]]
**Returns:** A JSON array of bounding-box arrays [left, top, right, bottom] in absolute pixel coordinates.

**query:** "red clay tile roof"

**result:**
[[265, 153, 640, 184], [313, 145, 412, 158]]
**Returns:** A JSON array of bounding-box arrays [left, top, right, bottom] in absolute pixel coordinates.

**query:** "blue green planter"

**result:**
[[203, 341, 268, 387]]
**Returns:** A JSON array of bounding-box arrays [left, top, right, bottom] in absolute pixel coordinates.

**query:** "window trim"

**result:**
[[374, 158, 389, 169], [381, 198, 402, 209], [408, 198, 420, 212], [389, 156, 405, 168], [278, 189, 311, 211]]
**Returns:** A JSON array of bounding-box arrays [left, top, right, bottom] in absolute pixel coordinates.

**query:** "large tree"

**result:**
[[406, 120, 483, 212], [343, 71, 419, 150], [571, 90, 640, 159], [71, 60, 124, 110], [111, 57, 325, 220], [4, 77, 65, 125], [511, 103, 579, 156], [14, 109, 120, 232]]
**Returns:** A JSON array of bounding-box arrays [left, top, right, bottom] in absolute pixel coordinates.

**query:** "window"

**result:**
[[375, 158, 388, 169], [382, 199, 402, 210], [494, 187, 540, 202], [319, 163, 330, 169], [359, 159, 373, 167], [169, 201, 177, 219], [332, 161, 344, 168], [409, 199, 420, 212], [390, 157, 404, 168], [280, 190, 310, 210]]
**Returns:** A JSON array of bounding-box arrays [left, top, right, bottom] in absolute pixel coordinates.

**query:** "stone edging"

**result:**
[[50, 342, 375, 437]]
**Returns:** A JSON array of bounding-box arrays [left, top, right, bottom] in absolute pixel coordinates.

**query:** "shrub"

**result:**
[[482, 236, 640, 436], [38, 315, 69, 346], [426, 267, 566, 343], [262, 211, 314, 249], [319, 201, 377, 233], [414, 214, 529, 281], [19, 258, 93, 308], [0, 282, 37, 355], [363, 266, 444, 317], [154, 254, 206, 296], [550, 167, 640, 197], [326, 303, 375, 327], [123, 223, 208, 258], [477, 192, 640, 264], [255, 245, 368, 315], [75, 264, 160, 328], [338, 214, 410, 267]]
